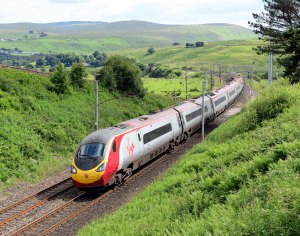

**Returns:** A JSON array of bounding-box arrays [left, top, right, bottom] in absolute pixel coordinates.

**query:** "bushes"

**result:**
[[207, 80, 300, 143], [149, 66, 183, 78], [97, 55, 145, 96], [49, 63, 70, 95], [253, 74, 261, 82]]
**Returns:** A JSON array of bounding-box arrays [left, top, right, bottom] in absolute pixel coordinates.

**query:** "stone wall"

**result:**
[[0, 65, 51, 77]]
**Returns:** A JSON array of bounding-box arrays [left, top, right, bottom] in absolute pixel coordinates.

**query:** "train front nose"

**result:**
[[71, 141, 107, 188], [71, 163, 105, 187]]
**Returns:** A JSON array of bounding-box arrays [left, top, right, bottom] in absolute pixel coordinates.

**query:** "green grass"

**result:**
[[142, 71, 223, 99], [0, 24, 257, 54], [77, 79, 300, 236], [107, 38, 282, 75], [0, 68, 178, 197]]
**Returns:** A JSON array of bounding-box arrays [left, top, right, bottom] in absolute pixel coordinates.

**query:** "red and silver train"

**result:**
[[71, 73, 243, 190]]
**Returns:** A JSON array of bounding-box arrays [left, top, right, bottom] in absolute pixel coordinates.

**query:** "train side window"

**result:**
[[113, 141, 117, 153], [138, 133, 141, 141]]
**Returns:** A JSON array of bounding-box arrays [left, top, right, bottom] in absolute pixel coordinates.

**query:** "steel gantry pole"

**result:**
[[202, 71, 206, 142], [186, 61, 188, 100], [268, 37, 273, 86], [94, 72, 101, 131]]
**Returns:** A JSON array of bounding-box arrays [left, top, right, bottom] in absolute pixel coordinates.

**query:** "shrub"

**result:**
[[49, 63, 70, 94], [253, 74, 261, 82], [69, 60, 88, 89], [97, 55, 145, 97]]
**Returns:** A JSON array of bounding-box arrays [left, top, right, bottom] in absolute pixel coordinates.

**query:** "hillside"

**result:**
[[107, 38, 277, 74], [77, 79, 300, 236], [0, 68, 177, 196], [0, 21, 179, 35], [0, 22, 257, 54]]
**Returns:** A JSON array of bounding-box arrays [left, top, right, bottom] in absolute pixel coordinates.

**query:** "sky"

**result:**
[[0, 0, 266, 28]]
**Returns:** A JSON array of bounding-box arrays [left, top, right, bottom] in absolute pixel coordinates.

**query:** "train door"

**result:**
[[174, 109, 185, 141], [136, 130, 144, 158]]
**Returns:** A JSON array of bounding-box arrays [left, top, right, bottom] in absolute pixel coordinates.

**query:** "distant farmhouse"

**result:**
[[0, 39, 21, 42]]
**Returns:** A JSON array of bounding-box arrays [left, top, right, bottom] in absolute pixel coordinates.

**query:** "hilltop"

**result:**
[[0, 21, 257, 55]]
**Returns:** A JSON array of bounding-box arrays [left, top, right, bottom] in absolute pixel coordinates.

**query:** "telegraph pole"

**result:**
[[244, 68, 247, 104], [202, 71, 207, 142], [268, 37, 273, 86], [251, 68, 254, 96], [219, 64, 221, 83], [186, 61, 188, 100], [94, 72, 101, 131], [211, 68, 213, 90]]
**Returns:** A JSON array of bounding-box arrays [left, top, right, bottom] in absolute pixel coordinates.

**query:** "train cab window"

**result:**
[[77, 142, 105, 159], [138, 133, 141, 141], [113, 141, 117, 153]]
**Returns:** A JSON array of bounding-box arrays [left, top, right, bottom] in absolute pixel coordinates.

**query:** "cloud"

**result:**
[[0, 0, 265, 28], [49, 0, 88, 3]]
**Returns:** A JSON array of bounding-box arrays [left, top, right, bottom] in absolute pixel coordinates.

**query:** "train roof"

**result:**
[[79, 127, 128, 145], [116, 100, 196, 128]]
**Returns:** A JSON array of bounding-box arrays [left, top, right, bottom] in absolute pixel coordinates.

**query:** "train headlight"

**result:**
[[71, 165, 77, 174], [96, 162, 107, 172]]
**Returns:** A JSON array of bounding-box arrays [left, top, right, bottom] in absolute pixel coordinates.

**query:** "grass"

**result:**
[[107, 38, 282, 75], [77, 78, 300, 236], [142, 71, 223, 99], [0, 24, 257, 54], [0, 68, 179, 197]]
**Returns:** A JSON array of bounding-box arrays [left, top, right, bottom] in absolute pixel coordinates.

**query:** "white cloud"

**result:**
[[0, 0, 265, 28]]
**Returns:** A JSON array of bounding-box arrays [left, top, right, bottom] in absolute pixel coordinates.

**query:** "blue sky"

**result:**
[[0, 0, 266, 28]]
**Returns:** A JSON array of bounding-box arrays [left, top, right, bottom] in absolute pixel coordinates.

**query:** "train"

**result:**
[[71, 72, 244, 191]]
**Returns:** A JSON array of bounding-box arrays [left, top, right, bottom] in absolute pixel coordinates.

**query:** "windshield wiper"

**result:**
[[79, 154, 94, 159], [79, 155, 101, 160]]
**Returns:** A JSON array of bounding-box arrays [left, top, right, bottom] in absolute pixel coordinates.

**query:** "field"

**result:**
[[0, 24, 257, 54], [0, 68, 177, 196], [107, 38, 281, 75], [142, 71, 223, 99], [78, 79, 300, 236]]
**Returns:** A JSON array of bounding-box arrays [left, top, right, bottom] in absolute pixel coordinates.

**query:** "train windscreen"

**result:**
[[78, 142, 105, 159]]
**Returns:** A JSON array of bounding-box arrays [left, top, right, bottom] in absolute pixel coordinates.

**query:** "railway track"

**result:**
[[0, 178, 74, 236], [0, 88, 247, 236]]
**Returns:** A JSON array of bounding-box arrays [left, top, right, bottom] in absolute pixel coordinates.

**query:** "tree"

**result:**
[[23, 35, 28, 38], [93, 51, 100, 58], [50, 63, 69, 94], [69, 60, 89, 88], [25, 64, 34, 69], [45, 55, 59, 67], [29, 31, 33, 34], [147, 47, 155, 54], [14, 48, 18, 51], [36, 58, 46, 68], [40, 65, 46, 72], [97, 55, 145, 96], [148, 63, 155, 73], [195, 42, 204, 47], [40, 32, 47, 37], [186, 43, 194, 48], [248, 0, 300, 83], [13, 60, 21, 67], [172, 42, 180, 46], [94, 60, 102, 67], [49, 67, 56, 72]]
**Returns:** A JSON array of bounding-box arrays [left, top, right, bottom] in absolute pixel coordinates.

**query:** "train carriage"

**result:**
[[71, 72, 245, 191]]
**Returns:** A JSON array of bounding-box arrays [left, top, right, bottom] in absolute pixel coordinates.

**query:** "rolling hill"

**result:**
[[0, 21, 258, 55]]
